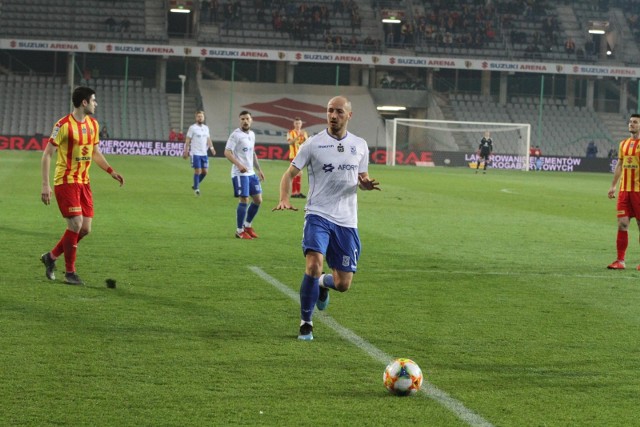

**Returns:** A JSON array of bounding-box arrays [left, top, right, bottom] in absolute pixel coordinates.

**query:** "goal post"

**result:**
[[385, 118, 532, 170]]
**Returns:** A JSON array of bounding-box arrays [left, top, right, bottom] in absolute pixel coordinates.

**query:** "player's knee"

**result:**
[[305, 262, 323, 277], [79, 228, 91, 239], [334, 280, 351, 292]]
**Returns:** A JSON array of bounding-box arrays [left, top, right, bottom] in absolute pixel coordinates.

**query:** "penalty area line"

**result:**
[[249, 266, 495, 427]]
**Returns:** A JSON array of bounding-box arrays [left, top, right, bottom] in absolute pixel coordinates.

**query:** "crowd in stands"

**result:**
[[169, 128, 185, 142], [403, 0, 502, 50], [199, 0, 640, 60], [395, 0, 569, 60], [103, 16, 132, 33], [200, 0, 381, 52], [621, 0, 640, 50], [200, 0, 361, 32]]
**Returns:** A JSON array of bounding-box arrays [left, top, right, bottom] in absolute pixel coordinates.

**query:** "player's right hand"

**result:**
[[41, 185, 52, 205]]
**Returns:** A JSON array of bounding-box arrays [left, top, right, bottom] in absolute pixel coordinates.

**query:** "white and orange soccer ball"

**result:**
[[383, 358, 423, 396]]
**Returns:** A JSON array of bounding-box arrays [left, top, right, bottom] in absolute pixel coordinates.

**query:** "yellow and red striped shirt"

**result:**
[[618, 137, 640, 192], [287, 129, 308, 160], [48, 114, 100, 185]]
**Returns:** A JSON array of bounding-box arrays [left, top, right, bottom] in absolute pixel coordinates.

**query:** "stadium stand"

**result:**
[[0, 73, 169, 140], [0, 0, 634, 157], [198, 0, 383, 52], [0, 74, 69, 138], [0, 0, 167, 43], [448, 93, 616, 157]]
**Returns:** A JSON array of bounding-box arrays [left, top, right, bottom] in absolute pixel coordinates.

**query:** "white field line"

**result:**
[[249, 266, 495, 427], [261, 266, 639, 281]]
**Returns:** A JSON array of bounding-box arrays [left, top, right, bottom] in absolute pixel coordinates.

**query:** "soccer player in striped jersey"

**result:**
[[183, 110, 216, 196], [224, 110, 265, 239], [607, 113, 640, 270], [286, 117, 308, 198], [273, 96, 380, 341], [40, 87, 124, 285]]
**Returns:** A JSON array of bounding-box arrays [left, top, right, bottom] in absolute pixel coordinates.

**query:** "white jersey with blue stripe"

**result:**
[[292, 129, 369, 228], [225, 128, 256, 177], [186, 123, 210, 156]]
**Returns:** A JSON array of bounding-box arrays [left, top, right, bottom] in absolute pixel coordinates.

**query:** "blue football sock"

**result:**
[[246, 202, 260, 224], [198, 173, 207, 183], [321, 273, 336, 290], [236, 202, 248, 229], [193, 174, 199, 189], [300, 274, 319, 323]]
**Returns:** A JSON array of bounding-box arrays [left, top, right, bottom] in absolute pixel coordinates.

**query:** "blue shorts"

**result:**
[[302, 214, 361, 272], [232, 174, 262, 198], [191, 155, 209, 170]]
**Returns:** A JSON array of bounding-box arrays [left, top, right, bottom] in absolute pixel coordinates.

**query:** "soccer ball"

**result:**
[[383, 358, 423, 396]]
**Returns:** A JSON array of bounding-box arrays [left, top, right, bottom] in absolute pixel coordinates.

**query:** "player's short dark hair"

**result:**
[[239, 110, 251, 117], [631, 113, 640, 119], [293, 117, 302, 121], [72, 86, 96, 108]]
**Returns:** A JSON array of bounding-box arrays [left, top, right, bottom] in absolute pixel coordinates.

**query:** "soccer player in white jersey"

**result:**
[[183, 110, 216, 196], [224, 110, 265, 240], [273, 96, 380, 341]]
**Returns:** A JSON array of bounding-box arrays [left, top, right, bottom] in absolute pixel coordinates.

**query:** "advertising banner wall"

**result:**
[[1, 134, 614, 173]]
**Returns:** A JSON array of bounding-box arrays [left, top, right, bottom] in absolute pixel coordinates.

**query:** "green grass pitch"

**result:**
[[1, 150, 639, 426]]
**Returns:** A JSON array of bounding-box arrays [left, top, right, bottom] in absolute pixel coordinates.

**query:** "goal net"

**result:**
[[385, 119, 532, 170]]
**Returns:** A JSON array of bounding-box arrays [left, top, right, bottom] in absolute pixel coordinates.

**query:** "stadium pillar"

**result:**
[[597, 76, 607, 112], [536, 74, 544, 148], [619, 78, 628, 114], [499, 72, 508, 106], [273, 61, 285, 84], [350, 65, 360, 86], [480, 69, 490, 98], [284, 62, 293, 84], [67, 53, 75, 107], [157, 57, 167, 91], [586, 78, 595, 110], [426, 69, 433, 91], [566, 75, 575, 107], [179, 74, 186, 135], [361, 66, 371, 87]]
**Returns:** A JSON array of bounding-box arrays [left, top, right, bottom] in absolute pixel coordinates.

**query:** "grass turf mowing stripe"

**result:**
[[249, 266, 495, 427]]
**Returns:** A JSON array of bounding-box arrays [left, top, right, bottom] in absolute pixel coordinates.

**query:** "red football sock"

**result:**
[[292, 175, 301, 194], [51, 239, 64, 260], [61, 230, 80, 273], [50, 230, 85, 261], [617, 230, 628, 261]]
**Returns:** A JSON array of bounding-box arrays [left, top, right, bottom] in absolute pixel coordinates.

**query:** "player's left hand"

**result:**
[[272, 201, 298, 212], [358, 176, 381, 191], [111, 172, 125, 186]]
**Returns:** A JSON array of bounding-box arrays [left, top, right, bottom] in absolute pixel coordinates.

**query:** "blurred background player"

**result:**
[[607, 113, 640, 270], [286, 117, 308, 198], [476, 131, 493, 174], [183, 110, 216, 196], [531, 145, 543, 171], [40, 86, 124, 285], [224, 111, 265, 239], [273, 96, 380, 341]]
